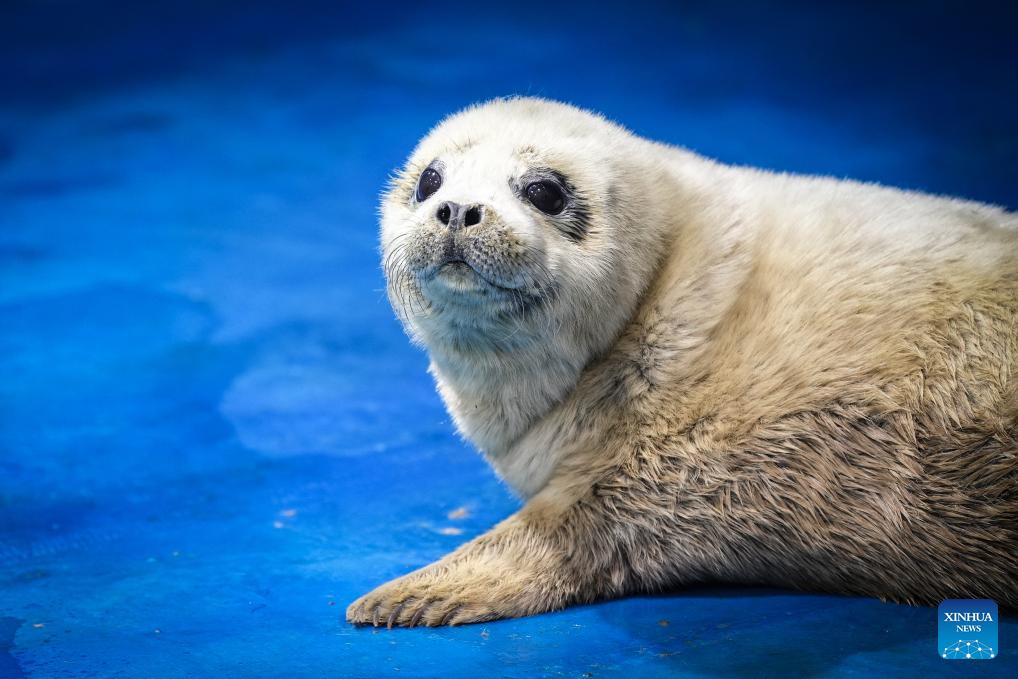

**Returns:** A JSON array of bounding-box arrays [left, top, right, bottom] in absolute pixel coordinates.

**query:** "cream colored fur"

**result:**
[[349, 97, 1018, 627]]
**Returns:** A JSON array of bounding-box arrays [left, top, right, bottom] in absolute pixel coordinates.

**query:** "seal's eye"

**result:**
[[525, 180, 566, 215], [416, 168, 442, 202]]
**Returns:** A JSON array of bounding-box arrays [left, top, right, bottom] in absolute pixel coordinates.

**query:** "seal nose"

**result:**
[[436, 201, 483, 230]]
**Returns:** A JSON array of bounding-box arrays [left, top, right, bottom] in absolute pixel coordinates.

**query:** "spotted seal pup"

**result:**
[[348, 97, 1018, 627]]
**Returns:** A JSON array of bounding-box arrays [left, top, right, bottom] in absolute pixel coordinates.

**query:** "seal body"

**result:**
[[348, 98, 1018, 627]]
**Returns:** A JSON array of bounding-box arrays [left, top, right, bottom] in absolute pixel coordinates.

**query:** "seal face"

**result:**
[[380, 106, 612, 352], [350, 97, 1018, 627]]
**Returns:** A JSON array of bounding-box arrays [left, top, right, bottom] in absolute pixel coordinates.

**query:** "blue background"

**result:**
[[1, 1, 1016, 677]]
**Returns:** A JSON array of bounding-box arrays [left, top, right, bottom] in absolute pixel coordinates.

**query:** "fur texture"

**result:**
[[348, 97, 1018, 627]]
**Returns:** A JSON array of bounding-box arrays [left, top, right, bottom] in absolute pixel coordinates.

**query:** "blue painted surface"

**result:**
[[1, 1, 1016, 676]]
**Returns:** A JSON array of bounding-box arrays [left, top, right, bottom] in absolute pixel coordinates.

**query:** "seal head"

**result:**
[[380, 98, 664, 355]]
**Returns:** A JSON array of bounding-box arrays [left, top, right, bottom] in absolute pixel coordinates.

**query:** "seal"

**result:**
[[348, 97, 1018, 627]]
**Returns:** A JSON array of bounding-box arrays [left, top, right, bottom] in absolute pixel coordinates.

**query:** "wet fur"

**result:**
[[348, 97, 1018, 627]]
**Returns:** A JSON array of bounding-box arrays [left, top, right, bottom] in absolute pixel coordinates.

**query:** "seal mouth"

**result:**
[[384, 232, 553, 318], [429, 255, 517, 293]]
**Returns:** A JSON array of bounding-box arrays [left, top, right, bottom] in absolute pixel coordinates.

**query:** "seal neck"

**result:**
[[427, 328, 589, 458]]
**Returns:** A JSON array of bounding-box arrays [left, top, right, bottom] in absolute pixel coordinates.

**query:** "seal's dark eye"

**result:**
[[525, 180, 565, 215], [416, 167, 442, 202]]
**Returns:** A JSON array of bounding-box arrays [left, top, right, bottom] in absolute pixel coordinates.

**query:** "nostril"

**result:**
[[436, 203, 451, 225], [464, 206, 482, 227]]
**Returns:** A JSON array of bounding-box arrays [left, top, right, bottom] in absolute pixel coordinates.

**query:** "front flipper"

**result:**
[[346, 493, 597, 627]]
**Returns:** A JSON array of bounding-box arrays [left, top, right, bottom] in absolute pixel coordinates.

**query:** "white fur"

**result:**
[[380, 97, 1017, 497]]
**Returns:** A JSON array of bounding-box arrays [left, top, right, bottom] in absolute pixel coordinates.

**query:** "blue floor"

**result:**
[[1, 1, 1016, 677]]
